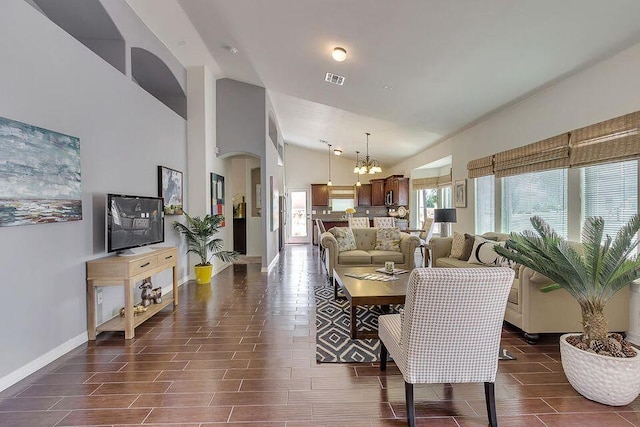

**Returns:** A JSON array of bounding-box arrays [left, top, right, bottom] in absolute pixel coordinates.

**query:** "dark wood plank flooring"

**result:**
[[1, 244, 639, 426]]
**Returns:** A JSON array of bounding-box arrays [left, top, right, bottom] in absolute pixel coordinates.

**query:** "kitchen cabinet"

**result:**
[[311, 184, 329, 206], [370, 179, 386, 206], [385, 176, 409, 206], [356, 184, 371, 206]]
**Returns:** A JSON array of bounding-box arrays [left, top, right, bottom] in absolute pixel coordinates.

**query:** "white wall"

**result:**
[[0, 0, 189, 388], [389, 40, 640, 234]]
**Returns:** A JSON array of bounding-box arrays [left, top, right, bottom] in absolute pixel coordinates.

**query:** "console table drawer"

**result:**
[[129, 256, 158, 276], [157, 248, 177, 268]]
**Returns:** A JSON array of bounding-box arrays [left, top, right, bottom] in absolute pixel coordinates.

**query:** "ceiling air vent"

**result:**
[[325, 72, 345, 86]]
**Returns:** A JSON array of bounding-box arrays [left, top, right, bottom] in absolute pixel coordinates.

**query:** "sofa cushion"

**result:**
[[450, 232, 465, 258], [375, 227, 401, 252], [330, 227, 357, 252], [352, 228, 377, 250], [369, 250, 405, 264], [436, 257, 486, 268], [338, 250, 372, 264], [468, 237, 506, 266], [459, 233, 476, 261]]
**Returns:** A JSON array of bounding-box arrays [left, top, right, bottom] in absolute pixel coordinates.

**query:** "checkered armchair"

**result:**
[[378, 268, 514, 427], [348, 217, 370, 228]]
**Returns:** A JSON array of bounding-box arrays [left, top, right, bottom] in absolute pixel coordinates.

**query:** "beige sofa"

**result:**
[[321, 227, 420, 278], [431, 232, 630, 343]]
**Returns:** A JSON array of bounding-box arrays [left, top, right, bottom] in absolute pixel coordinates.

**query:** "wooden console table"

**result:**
[[86, 247, 178, 340]]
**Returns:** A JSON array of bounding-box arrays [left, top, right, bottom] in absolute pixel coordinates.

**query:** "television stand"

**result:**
[[117, 246, 156, 257], [86, 247, 178, 340]]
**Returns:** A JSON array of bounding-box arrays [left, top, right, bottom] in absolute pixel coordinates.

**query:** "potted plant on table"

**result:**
[[173, 213, 238, 284], [494, 215, 640, 406]]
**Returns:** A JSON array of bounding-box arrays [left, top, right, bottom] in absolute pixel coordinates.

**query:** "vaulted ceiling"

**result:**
[[130, 0, 640, 167]]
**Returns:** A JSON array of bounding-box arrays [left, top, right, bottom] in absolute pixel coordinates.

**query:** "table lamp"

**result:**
[[434, 208, 457, 237]]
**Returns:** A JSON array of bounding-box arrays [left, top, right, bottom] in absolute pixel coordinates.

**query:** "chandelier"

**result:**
[[353, 132, 382, 175]]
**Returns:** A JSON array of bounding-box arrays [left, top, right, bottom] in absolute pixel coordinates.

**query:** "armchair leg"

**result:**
[[379, 341, 388, 371], [484, 382, 498, 427], [405, 381, 415, 427]]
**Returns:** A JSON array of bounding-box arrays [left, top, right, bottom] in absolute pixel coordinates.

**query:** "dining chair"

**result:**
[[378, 267, 514, 427], [348, 217, 370, 228], [373, 217, 396, 228], [418, 217, 435, 267], [316, 219, 327, 263]]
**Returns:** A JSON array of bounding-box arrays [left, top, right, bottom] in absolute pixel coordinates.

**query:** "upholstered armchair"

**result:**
[[373, 217, 395, 228], [378, 267, 514, 427], [348, 217, 370, 228]]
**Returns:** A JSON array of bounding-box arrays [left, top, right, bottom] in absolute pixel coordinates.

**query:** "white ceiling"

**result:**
[[131, 0, 640, 167]]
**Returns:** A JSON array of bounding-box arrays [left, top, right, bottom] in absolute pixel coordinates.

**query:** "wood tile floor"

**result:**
[[1, 244, 640, 426]]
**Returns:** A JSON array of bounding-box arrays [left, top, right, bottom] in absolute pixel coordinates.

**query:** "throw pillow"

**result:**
[[329, 227, 357, 252], [458, 233, 476, 261], [375, 227, 401, 252], [468, 237, 506, 265], [450, 232, 465, 258]]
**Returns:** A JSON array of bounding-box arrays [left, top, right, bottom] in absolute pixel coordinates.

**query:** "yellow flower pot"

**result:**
[[194, 264, 213, 284]]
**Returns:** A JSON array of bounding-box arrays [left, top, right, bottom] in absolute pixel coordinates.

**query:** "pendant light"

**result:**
[[354, 151, 362, 186], [327, 143, 333, 186], [354, 132, 382, 175]]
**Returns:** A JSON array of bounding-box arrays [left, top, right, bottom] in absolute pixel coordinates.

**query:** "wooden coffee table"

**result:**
[[333, 267, 412, 339]]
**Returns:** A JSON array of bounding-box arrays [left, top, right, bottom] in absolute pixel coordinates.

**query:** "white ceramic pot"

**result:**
[[560, 333, 640, 406]]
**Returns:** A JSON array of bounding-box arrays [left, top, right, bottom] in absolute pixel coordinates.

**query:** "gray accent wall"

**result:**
[[0, 0, 188, 384]]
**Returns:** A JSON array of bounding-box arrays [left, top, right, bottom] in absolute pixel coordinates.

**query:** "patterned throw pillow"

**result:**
[[375, 227, 401, 252], [467, 237, 506, 265], [458, 233, 476, 261], [329, 227, 357, 252], [450, 232, 465, 258]]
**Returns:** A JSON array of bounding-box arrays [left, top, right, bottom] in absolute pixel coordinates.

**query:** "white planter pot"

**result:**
[[560, 333, 640, 406]]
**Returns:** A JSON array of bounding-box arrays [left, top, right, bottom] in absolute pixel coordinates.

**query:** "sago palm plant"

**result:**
[[494, 214, 640, 351], [173, 213, 238, 266]]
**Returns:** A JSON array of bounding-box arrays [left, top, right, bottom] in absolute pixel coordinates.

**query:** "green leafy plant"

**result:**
[[173, 213, 238, 266], [494, 215, 640, 350]]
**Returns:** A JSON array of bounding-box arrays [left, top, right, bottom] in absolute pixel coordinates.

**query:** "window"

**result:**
[[582, 160, 638, 240], [440, 186, 452, 208], [475, 175, 495, 234], [416, 189, 437, 225], [502, 169, 568, 237], [330, 198, 355, 212]]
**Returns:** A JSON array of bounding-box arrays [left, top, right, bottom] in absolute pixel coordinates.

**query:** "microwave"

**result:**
[[385, 190, 393, 206]]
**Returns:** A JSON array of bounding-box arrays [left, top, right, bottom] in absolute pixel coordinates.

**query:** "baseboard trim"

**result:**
[[0, 331, 87, 393], [262, 253, 279, 273]]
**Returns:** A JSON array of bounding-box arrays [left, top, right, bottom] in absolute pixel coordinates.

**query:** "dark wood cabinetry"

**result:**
[[386, 176, 409, 206], [311, 184, 329, 206], [370, 179, 385, 206], [356, 184, 371, 206]]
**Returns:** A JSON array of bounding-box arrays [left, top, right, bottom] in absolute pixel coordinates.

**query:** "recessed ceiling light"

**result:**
[[332, 47, 347, 62], [383, 85, 393, 90], [226, 46, 239, 54]]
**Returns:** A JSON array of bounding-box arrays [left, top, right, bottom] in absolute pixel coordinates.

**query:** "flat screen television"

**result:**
[[107, 194, 164, 255]]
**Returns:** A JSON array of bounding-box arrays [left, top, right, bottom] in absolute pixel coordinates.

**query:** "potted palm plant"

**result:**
[[173, 213, 238, 284], [494, 215, 640, 405]]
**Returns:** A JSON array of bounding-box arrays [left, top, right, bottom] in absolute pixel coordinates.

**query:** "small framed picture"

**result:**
[[454, 179, 467, 208], [158, 166, 183, 215]]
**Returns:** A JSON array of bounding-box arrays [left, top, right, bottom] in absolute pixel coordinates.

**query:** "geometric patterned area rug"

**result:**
[[315, 285, 399, 363]]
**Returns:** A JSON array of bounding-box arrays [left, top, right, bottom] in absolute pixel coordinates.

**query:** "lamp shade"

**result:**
[[434, 208, 457, 223]]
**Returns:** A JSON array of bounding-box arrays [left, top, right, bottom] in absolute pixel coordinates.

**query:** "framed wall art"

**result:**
[[158, 166, 183, 215], [211, 172, 225, 226], [454, 179, 467, 208], [0, 116, 82, 227]]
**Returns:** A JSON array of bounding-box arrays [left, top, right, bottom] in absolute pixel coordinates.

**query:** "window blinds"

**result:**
[[467, 155, 494, 178], [502, 169, 568, 237], [412, 169, 452, 190], [475, 175, 495, 234], [494, 134, 570, 178], [327, 185, 355, 199]]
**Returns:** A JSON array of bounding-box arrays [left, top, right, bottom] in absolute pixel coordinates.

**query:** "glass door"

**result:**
[[288, 189, 310, 244]]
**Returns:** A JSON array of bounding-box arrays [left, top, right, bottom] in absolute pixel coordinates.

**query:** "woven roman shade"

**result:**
[[494, 133, 570, 178], [570, 111, 640, 167], [328, 185, 355, 199], [467, 155, 494, 178], [413, 169, 452, 190]]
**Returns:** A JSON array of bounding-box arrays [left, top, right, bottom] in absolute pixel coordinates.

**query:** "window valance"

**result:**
[[467, 155, 494, 178], [494, 133, 570, 178], [412, 169, 451, 190], [570, 111, 640, 168], [328, 185, 355, 199]]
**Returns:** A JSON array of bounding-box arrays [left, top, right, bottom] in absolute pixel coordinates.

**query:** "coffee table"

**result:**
[[333, 267, 412, 339]]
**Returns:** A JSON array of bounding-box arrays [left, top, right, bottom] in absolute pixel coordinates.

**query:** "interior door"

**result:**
[[288, 189, 310, 244]]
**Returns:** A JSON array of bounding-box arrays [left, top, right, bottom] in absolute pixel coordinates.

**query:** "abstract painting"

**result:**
[[158, 166, 183, 215], [211, 173, 225, 226], [0, 116, 82, 227]]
